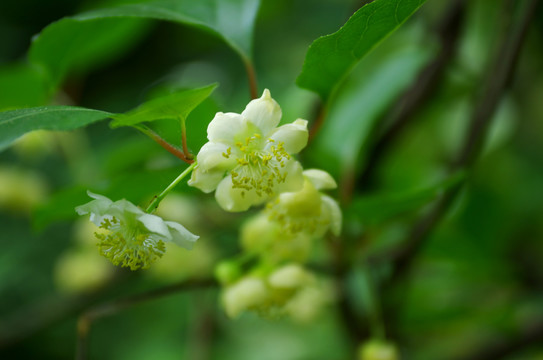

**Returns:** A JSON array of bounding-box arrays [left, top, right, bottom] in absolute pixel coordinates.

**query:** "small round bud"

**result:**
[[358, 340, 399, 360], [215, 260, 242, 285]]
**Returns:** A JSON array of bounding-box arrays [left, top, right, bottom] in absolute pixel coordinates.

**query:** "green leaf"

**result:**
[[0, 63, 49, 111], [29, 17, 150, 89], [0, 106, 113, 151], [29, 0, 260, 88], [75, 0, 260, 60], [347, 171, 466, 225], [308, 42, 433, 178], [296, 0, 427, 100], [110, 83, 217, 128]]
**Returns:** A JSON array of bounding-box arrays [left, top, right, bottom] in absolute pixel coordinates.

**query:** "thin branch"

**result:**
[[386, 0, 538, 284], [356, 0, 466, 190], [379, 0, 539, 339], [136, 125, 194, 164], [76, 278, 215, 360], [459, 318, 543, 360], [243, 59, 258, 100]]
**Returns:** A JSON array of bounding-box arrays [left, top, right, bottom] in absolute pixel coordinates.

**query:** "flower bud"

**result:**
[[215, 260, 242, 285], [222, 277, 269, 318], [358, 340, 399, 360]]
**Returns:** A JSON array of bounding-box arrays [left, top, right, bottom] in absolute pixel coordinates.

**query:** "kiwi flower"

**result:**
[[75, 191, 198, 270], [188, 89, 308, 212]]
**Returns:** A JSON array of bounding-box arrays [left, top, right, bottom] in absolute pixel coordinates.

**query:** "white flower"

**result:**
[[75, 191, 199, 270], [266, 169, 342, 237], [189, 89, 309, 212]]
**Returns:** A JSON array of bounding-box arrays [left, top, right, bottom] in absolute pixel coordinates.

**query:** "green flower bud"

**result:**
[[358, 340, 399, 360], [215, 260, 242, 285]]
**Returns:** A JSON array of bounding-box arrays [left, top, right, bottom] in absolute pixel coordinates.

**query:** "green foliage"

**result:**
[[69, 0, 259, 59], [0, 106, 112, 151], [29, 18, 150, 90], [296, 0, 427, 100], [347, 171, 465, 225], [110, 83, 217, 128]]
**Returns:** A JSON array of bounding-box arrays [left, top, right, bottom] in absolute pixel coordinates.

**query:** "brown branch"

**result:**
[[459, 318, 543, 360], [137, 125, 194, 164], [379, 0, 539, 339], [243, 59, 258, 100], [76, 278, 215, 360], [357, 0, 466, 190]]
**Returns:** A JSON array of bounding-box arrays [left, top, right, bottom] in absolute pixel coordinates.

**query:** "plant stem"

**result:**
[[145, 161, 198, 213], [179, 116, 193, 160], [76, 278, 215, 360], [243, 58, 258, 99], [135, 125, 193, 164]]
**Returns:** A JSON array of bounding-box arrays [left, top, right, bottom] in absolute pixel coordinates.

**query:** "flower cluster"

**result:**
[[192, 89, 342, 320], [76, 191, 198, 270]]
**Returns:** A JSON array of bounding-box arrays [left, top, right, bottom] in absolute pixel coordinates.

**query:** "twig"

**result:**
[[380, 0, 539, 338], [459, 317, 543, 360], [356, 0, 466, 190], [243, 59, 258, 100], [75, 278, 215, 360], [136, 125, 193, 164]]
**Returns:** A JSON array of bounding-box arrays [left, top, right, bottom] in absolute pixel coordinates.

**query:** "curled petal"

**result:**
[[321, 195, 342, 236], [215, 175, 263, 212], [207, 112, 249, 145], [165, 221, 199, 249], [138, 213, 171, 239], [303, 169, 337, 190], [196, 142, 237, 171], [267, 119, 308, 154], [188, 166, 225, 193], [241, 89, 281, 136]]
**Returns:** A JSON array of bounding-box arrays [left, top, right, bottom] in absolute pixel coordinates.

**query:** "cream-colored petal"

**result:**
[[274, 160, 305, 194], [188, 166, 225, 193], [267, 119, 308, 154], [207, 112, 249, 144], [222, 277, 269, 318], [241, 89, 281, 136], [303, 169, 337, 190], [215, 175, 261, 212], [164, 221, 199, 249], [268, 264, 313, 289], [196, 141, 236, 171], [321, 195, 342, 236]]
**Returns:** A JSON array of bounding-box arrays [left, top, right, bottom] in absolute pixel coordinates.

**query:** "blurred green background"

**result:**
[[1, 0, 543, 359]]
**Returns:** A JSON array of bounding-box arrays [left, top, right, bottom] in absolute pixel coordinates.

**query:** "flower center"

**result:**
[[222, 134, 291, 197], [95, 216, 166, 270]]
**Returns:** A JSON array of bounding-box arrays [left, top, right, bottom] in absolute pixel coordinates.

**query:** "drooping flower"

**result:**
[[189, 89, 309, 212], [266, 169, 342, 237], [75, 191, 199, 270]]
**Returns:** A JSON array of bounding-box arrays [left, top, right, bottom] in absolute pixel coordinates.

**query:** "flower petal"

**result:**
[[215, 175, 262, 212], [268, 264, 312, 289], [207, 112, 249, 144], [274, 160, 305, 194], [241, 89, 281, 136], [222, 277, 269, 318], [138, 213, 171, 239], [164, 221, 199, 249], [188, 166, 225, 193], [267, 119, 308, 154], [321, 195, 342, 236], [196, 141, 236, 171], [303, 169, 337, 190]]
